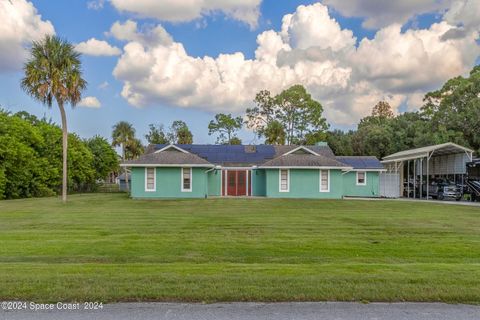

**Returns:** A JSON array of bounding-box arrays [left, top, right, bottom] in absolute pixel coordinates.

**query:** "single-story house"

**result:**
[[121, 143, 385, 199]]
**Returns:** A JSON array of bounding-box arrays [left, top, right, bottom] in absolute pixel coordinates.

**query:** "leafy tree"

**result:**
[[275, 85, 328, 144], [21, 35, 87, 203], [86, 135, 119, 181], [0, 111, 51, 199], [326, 129, 354, 156], [264, 120, 286, 145], [421, 65, 480, 153], [145, 123, 168, 144], [245, 90, 276, 138], [229, 137, 242, 145], [168, 120, 193, 144], [0, 110, 96, 199], [352, 123, 395, 158], [351, 101, 397, 158], [112, 121, 136, 192], [371, 101, 394, 118], [208, 113, 243, 144], [246, 85, 328, 145]]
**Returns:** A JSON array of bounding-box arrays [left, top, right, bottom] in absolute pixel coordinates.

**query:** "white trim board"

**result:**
[[283, 146, 319, 156], [154, 144, 190, 154], [319, 169, 330, 192], [278, 169, 290, 192], [181, 167, 193, 192], [356, 171, 367, 186], [121, 164, 214, 168], [258, 166, 353, 170], [144, 167, 156, 192]]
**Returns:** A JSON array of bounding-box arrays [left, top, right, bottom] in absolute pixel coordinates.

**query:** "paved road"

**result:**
[[2, 302, 480, 320]]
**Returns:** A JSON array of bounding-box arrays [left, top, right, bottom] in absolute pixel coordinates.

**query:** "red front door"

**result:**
[[237, 171, 246, 196], [227, 171, 237, 196], [225, 170, 248, 196]]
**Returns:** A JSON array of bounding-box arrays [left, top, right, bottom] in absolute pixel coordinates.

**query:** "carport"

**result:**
[[381, 143, 474, 199]]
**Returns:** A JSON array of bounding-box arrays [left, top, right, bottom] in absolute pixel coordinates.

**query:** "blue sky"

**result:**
[[0, 0, 478, 144]]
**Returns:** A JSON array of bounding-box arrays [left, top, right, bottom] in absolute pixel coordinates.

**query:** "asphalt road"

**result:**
[[2, 302, 480, 320]]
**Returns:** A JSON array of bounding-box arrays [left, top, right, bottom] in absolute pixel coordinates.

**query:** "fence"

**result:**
[[379, 173, 400, 198]]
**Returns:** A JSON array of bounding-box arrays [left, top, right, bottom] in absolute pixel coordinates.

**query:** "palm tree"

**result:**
[[112, 121, 136, 192], [265, 120, 286, 145], [125, 138, 144, 160], [21, 35, 87, 203]]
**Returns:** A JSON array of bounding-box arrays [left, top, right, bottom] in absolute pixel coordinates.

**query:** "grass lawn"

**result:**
[[0, 193, 479, 303]]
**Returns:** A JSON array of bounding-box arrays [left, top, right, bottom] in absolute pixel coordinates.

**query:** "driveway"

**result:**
[[344, 196, 480, 206], [2, 302, 480, 320]]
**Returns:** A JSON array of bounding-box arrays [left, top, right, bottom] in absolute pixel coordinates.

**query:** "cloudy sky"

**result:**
[[0, 0, 479, 143]]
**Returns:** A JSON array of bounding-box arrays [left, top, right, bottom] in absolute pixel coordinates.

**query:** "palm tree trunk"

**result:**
[[58, 101, 68, 203]]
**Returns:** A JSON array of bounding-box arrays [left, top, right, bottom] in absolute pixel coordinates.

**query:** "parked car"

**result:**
[[403, 181, 412, 198], [427, 179, 462, 201]]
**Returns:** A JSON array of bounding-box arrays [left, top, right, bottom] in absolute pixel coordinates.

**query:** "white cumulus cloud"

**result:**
[[75, 38, 121, 56], [112, 2, 480, 126], [0, 0, 55, 72], [78, 96, 101, 108], [110, 0, 262, 29], [323, 0, 449, 29]]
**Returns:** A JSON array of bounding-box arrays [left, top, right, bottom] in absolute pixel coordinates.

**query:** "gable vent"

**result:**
[[245, 145, 257, 153]]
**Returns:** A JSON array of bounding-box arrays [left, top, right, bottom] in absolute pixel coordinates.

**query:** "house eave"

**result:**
[[121, 163, 215, 168], [257, 166, 354, 170]]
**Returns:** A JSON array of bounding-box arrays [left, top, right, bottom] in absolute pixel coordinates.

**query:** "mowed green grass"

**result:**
[[0, 193, 479, 303]]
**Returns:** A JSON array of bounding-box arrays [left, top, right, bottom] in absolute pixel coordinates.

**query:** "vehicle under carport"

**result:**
[[381, 142, 475, 201]]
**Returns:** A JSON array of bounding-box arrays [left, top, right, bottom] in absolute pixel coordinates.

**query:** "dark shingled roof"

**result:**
[[127, 144, 346, 167], [148, 144, 337, 166], [151, 144, 277, 165], [260, 154, 350, 168], [336, 156, 384, 169], [124, 149, 213, 166]]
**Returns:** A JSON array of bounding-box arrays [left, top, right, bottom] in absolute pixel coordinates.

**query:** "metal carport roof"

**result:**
[[381, 142, 474, 163]]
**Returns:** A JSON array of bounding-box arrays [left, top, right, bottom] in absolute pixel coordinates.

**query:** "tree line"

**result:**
[[119, 65, 479, 160], [0, 110, 119, 199]]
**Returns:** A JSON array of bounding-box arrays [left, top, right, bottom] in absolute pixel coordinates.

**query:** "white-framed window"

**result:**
[[279, 169, 289, 192], [145, 167, 156, 192], [356, 171, 367, 186], [181, 167, 192, 192], [319, 169, 330, 192]]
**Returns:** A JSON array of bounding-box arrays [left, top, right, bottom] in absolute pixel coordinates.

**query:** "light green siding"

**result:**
[[130, 167, 208, 198], [252, 169, 266, 196], [342, 171, 380, 197], [265, 169, 344, 199], [207, 169, 222, 196]]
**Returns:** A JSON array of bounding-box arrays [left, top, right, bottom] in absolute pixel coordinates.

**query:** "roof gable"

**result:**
[[155, 144, 189, 154], [283, 146, 319, 156]]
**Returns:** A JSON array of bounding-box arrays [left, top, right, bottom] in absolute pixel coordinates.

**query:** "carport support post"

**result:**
[[407, 160, 410, 198], [420, 158, 423, 199], [426, 154, 430, 199], [413, 159, 416, 199]]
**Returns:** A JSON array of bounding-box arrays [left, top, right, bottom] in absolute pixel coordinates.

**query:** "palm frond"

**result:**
[[21, 35, 87, 109]]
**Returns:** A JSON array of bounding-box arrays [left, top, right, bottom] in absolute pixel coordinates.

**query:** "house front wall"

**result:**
[[252, 169, 266, 196], [130, 167, 207, 198], [342, 171, 380, 197], [264, 168, 344, 199], [207, 169, 222, 196]]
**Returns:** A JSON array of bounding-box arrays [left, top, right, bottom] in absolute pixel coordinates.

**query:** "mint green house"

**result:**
[[122, 144, 385, 199]]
